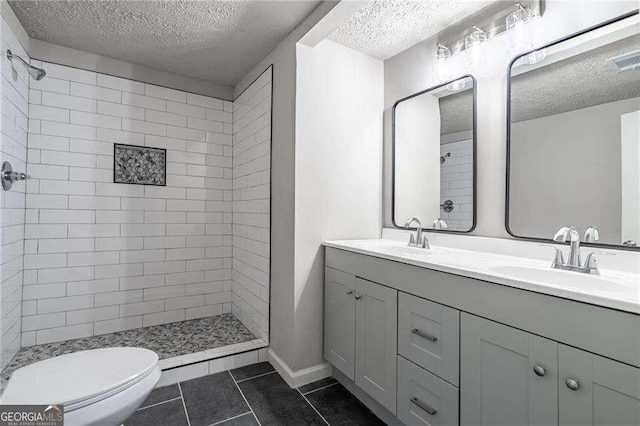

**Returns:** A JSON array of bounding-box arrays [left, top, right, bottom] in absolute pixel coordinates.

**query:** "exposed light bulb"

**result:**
[[465, 26, 487, 72], [507, 3, 546, 65], [433, 43, 451, 82], [507, 3, 533, 54]]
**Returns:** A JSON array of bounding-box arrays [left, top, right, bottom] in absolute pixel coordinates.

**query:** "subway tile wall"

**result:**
[[0, 18, 29, 371], [22, 60, 243, 346], [440, 139, 473, 231], [231, 68, 271, 341]]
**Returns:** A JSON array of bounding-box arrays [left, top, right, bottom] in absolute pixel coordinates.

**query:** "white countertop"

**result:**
[[324, 233, 640, 314]]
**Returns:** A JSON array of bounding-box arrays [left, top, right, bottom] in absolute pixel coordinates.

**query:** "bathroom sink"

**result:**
[[378, 245, 444, 257], [488, 265, 636, 296], [347, 240, 445, 260]]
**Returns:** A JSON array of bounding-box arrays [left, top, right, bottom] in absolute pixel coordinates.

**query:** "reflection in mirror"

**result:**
[[508, 16, 640, 248], [393, 76, 475, 232]]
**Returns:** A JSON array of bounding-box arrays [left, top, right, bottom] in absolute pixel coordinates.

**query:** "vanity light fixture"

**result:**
[[465, 26, 487, 72], [506, 2, 546, 64], [434, 43, 467, 91], [433, 43, 452, 82], [506, 3, 533, 53]]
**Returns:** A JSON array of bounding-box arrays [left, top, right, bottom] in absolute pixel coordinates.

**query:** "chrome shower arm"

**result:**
[[6, 49, 29, 68]]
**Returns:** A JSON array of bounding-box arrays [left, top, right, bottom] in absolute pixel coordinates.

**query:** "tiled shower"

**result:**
[[439, 138, 473, 231], [0, 15, 271, 379]]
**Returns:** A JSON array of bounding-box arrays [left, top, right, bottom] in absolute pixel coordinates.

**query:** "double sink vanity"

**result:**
[[321, 9, 640, 426], [323, 232, 639, 426]]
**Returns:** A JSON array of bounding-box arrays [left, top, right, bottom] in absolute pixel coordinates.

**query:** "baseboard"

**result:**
[[267, 348, 332, 389]]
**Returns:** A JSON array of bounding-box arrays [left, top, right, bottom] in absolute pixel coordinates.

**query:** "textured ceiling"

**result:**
[[9, 0, 321, 86], [438, 87, 473, 135], [329, 0, 494, 60], [511, 33, 640, 122]]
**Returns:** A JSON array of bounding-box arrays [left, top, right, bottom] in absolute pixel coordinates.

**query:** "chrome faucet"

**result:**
[[584, 226, 599, 243], [549, 226, 613, 274], [553, 226, 581, 268], [433, 218, 448, 230], [404, 217, 429, 249]]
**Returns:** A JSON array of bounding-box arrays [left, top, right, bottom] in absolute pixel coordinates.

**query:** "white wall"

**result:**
[[295, 39, 382, 371], [232, 1, 337, 374], [394, 93, 440, 225], [621, 110, 640, 243], [22, 61, 236, 346], [510, 97, 639, 244], [30, 40, 233, 101], [232, 67, 272, 342], [0, 13, 29, 371], [383, 0, 639, 238]]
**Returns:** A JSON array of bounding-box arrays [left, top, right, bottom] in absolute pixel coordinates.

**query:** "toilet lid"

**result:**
[[2, 347, 158, 407]]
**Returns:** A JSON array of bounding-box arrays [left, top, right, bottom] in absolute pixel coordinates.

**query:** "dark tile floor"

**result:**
[[125, 362, 386, 426]]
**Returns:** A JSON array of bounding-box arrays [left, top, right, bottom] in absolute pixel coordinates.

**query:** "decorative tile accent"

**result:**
[[1, 314, 253, 386], [114, 143, 166, 186]]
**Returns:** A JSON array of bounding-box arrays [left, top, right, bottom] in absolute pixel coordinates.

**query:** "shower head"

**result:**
[[6, 50, 46, 81]]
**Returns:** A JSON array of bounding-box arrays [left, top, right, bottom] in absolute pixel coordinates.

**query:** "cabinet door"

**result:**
[[324, 267, 356, 380], [559, 344, 640, 426], [461, 313, 558, 426], [355, 277, 398, 414]]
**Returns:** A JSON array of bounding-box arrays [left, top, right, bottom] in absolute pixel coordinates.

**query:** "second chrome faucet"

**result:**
[[549, 226, 611, 274]]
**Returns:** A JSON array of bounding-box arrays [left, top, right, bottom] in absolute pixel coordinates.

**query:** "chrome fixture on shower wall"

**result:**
[[440, 199, 454, 213], [1, 161, 30, 191], [6, 49, 46, 80]]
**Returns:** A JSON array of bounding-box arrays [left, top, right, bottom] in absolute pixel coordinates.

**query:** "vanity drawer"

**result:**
[[398, 356, 459, 426], [398, 292, 459, 386]]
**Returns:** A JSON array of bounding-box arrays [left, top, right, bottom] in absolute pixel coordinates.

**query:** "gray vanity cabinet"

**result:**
[[460, 313, 559, 426], [324, 267, 356, 379], [355, 277, 398, 414], [558, 344, 640, 426], [324, 267, 398, 414]]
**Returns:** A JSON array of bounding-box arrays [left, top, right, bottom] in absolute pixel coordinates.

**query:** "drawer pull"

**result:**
[[412, 328, 438, 342], [411, 397, 437, 415]]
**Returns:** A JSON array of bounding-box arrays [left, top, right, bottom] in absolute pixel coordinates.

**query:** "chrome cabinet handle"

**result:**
[[411, 397, 437, 415], [412, 328, 438, 342], [565, 378, 580, 391], [533, 365, 546, 377], [354, 294, 362, 300], [346, 289, 353, 295]]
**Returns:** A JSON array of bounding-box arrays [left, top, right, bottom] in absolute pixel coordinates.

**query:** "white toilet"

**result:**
[[2, 347, 161, 426]]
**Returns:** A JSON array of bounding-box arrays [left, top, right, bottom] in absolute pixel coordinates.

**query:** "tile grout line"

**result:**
[[177, 382, 192, 426], [297, 388, 330, 426], [301, 381, 339, 396], [136, 396, 183, 411], [234, 370, 276, 383], [208, 411, 253, 426], [229, 370, 262, 426]]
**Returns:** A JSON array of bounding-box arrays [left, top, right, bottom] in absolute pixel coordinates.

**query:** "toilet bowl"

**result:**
[[2, 347, 161, 426]]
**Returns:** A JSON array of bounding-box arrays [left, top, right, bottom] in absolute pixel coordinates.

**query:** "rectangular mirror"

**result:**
[[507, 11, 640, 249], [392, 76, 476, 232]]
